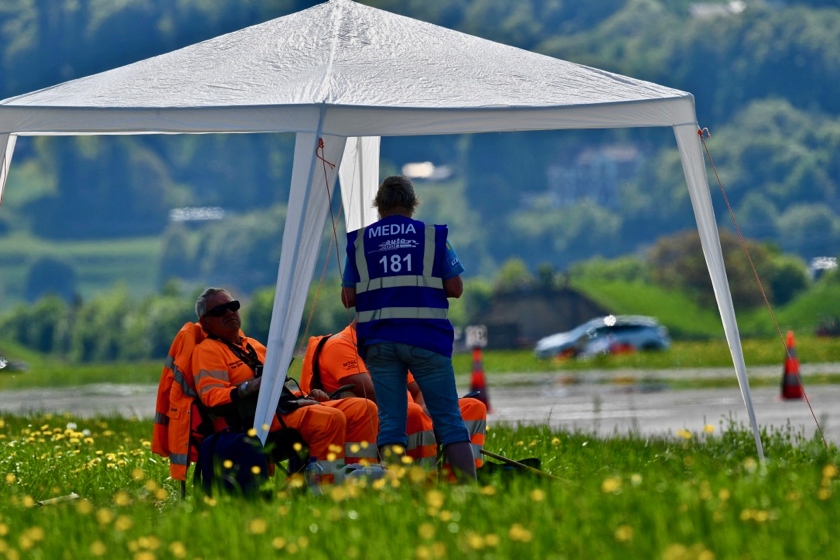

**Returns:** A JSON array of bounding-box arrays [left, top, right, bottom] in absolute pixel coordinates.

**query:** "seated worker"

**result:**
[[300, 320, 485, 473], [192, 288, 379, 481]]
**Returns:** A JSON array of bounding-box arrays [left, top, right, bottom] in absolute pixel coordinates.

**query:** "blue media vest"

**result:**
[[346, 215, 454, 358]]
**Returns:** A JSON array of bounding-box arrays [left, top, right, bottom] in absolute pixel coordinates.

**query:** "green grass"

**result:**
[[0, 233, 161, 312], [2, 333, 838, 392], [452, 335, 839, 374], [570, 280, 725, 339], [0, 413, 837, 559]]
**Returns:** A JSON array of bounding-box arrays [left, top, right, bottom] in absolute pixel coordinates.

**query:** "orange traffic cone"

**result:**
[[781, 330, 803, 400], [469, 346, 492, 412]]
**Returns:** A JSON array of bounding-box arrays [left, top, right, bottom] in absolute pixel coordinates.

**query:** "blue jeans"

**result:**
[[364, 342, 470, 448]]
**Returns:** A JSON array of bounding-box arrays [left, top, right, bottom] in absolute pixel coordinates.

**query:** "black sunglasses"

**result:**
[[204, 300, 241, 317]]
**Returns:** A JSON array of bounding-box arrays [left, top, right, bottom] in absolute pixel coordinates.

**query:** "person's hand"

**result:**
[[306, 389, 330, 402], [239, 376, 262, 398]]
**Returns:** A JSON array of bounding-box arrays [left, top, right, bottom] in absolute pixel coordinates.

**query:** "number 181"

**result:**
[[380, 254, 411, 273]]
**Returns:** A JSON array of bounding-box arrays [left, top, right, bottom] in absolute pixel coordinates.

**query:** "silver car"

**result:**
[[534, 315, 671, 359]]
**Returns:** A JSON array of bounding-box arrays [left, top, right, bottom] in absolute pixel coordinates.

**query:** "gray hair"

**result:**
[[374, 175, 419, 217], [195, 287, 231, 319]]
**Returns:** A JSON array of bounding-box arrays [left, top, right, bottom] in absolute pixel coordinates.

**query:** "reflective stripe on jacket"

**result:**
[[151, 322, 205, 481], [347, 216, 454, 358]]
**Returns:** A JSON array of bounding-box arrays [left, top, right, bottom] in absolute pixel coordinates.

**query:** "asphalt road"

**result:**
[[2, 363, 839, 447]]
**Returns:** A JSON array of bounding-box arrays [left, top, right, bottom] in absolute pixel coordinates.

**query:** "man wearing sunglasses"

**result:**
[[192, 288, 379, 481]]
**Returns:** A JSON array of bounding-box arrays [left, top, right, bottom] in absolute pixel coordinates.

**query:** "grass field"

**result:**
[[0, 413, 837, 559], [0, 233, 161, 313], [2, 334, 838, 392]]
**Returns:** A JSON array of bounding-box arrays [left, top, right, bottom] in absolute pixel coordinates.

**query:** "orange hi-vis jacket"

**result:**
[[191, 333, 378, 477], [152, 322, 205, 481], [301, 325, 485, 469]]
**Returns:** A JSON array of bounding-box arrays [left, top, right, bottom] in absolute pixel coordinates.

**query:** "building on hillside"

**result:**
[[542, 144, 644, 209], [473, 287, 609, 350]]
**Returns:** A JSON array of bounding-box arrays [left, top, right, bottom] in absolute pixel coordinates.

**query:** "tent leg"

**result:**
[[673, 124, 765, 460]]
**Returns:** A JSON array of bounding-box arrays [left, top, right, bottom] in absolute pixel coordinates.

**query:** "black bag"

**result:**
[[196, 430, 269, 496]]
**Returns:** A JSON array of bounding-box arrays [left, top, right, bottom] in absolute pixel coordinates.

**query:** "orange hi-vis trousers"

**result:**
[[320, 398, 379, 464], [408, 397, 487, 472]]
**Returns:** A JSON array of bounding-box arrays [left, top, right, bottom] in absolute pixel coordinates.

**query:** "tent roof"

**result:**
[[0, 0, 694, 136]]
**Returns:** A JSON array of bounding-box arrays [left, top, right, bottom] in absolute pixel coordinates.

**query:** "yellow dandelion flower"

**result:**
[[19, 535, 34, 551], [822, 465, 838, 479], [115, 515, 133, 531], [703, 424, 715, 433], [485, 534, 500, 547], [113, 491, 131, 507], [416, 545, 431, 560], [327, 453, 337, 461], [372, 478, 387, 490], [508, 524, 532, 543], [818, 488, 831, 500], [481, 485, 496, 496], [330, 486, 348, 502], [432, 542, 446, 557], [297, 536, 309, 548], [272, 537, 286, 550], [360, 441, 369, 448], [95, 450, 103, 456], [515, 440, 524, 446], [96, 509, 114, 525], [401, 456, 414, 464], [426, 490, 445, 509], [277, 505, 290, 516], [223, 460, 233, 469], [169, 542, 187, 558], [418, 523, 435, 540], [22, 496, 35, 508], [251, 466, 261, 475], [662, 544, 687, 560], [131, 468, 145, 481], [614, 525, 633, 542], [76, 499, 93, 515], [247, 519, 267, 534], [439, 510, 452, 522], [144, 480, 158, 492], [551, 438, 560, 445], [466, 532, 485, 549], [247, 428, 258, 437], [0, 524, 7, 536], [203, 496, 217, 507], [601, 477, 622, 493], [530, 488, 546, 502], [329, 444, 343, 454], [742, 457, 757, 473], [718, 489, 730, 501], [350, 444, 360, 453], [154, 488, 169, 501], [138, 535, 161, 550], [262, 424, 270, 431], [5, 474, 15, 484], [409, 467, 427, 483], [785, 491, 801, 501], [289, 473, 305, 488], [135, 551, 156, 560], [630, 473, 642, 486], [90, 541, 107, 556], [676, 429, 692, 440]]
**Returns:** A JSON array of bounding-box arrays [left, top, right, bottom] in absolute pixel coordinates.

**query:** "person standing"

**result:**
[[341, 176, 476, 481]]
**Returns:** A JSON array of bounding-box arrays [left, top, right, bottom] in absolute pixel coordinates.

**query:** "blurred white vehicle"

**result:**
[[534, 315, 671, 359]]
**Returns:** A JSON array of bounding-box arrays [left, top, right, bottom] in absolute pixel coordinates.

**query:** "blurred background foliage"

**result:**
[[1, 0, 839, 360]]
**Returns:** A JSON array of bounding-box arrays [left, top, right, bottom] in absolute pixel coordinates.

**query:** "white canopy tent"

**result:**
[[0, 0, 764, 458]]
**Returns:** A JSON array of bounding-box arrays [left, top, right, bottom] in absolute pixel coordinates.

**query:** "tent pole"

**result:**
[[254, 125, 348, 443], [674, 123, 764, 459]]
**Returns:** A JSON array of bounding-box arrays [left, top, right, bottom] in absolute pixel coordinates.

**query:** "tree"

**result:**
[[24, 256, 77, 302], [647, 229, 777, 310]]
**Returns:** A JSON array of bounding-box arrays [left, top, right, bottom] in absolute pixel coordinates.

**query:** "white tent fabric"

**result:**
[[0, 0, 764, 457]]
